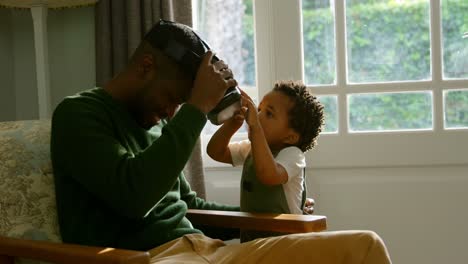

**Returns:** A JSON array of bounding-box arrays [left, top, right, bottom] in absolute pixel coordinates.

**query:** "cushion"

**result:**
[[0, 120, 61, 243]]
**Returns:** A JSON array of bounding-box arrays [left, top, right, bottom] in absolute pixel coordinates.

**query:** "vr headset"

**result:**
[[144, 19, 241, 125]]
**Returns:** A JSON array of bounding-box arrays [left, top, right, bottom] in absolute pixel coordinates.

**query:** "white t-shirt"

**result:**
[[228, 140, 306, 214]]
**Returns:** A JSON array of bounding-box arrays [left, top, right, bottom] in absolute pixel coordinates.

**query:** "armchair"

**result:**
[[0, 120, 326, 264]]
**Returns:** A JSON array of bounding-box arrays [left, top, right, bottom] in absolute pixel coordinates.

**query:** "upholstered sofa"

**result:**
[[0, 120, 326, 264]]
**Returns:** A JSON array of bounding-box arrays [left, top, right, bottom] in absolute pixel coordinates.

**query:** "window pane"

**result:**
[[302, 0, 336, 85], [442, 0, 468, 79], [444, 89, 468, 129], [346, 0, 431, 83], [318, 95, 338, 133], [348, 92, 432, 132], [193, 0, 255, 87]]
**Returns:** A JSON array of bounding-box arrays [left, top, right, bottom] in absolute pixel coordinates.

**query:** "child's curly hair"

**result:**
[[273, 80, 324, 152]]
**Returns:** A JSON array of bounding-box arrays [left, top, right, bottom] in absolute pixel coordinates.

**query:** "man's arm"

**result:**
[[52, 100, 206, 219], [179, 174, 241, 241], [179, 174, 239, 211]]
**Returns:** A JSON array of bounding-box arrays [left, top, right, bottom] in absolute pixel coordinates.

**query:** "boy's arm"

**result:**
[[249, 121, 289, 186], [206, 113, 244, 164], [242, 94, 288, 186]]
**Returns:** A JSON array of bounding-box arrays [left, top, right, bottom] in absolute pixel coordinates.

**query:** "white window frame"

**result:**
[[200, 0, 468, 169]]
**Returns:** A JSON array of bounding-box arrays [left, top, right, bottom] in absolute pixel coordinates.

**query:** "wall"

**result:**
[[204, 165, 468, 264], [0, 8, 16, 121], [11, 9, 38, 120], [47, 7, 95, 109], [0, 6, 95, 121]]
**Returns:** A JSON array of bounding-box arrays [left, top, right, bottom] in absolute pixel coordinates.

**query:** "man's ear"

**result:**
[[284, 130, 300, 145], [139, 54, 155, 76]]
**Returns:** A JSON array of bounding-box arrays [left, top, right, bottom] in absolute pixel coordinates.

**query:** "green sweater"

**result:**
[[51, 88, 239, 250]]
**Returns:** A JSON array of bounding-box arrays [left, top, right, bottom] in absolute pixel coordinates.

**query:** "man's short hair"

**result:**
[[142, 20, 209, 80]]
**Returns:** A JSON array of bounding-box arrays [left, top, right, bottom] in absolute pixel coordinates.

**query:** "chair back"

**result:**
[[0, 120, 61, 242], [0, 119, 207, 242]]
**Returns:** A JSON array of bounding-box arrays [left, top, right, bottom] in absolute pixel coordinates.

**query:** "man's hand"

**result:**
[[303, 198, 315, 215], [187, 51, 237, 114]]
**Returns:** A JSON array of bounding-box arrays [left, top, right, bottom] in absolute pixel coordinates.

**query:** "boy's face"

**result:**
[[257, 91, 299, 151]]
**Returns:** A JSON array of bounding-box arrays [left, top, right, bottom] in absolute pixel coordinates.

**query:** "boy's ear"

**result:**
[[284, 130, 300, 145]]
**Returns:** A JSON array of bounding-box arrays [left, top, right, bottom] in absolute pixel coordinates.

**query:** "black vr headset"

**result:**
[[144, 19, 241, 125]]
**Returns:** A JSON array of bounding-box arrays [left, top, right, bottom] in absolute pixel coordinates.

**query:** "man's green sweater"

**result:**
[[51, 88, 238, 250]]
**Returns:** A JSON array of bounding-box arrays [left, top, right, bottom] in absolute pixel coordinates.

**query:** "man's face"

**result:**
[[131, 58, 192, 129]]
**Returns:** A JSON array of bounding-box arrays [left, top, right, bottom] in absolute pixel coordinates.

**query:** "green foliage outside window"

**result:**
[[301, 0, 467, 130], [445, 90, 468, 128], [346, 1, 432, 82], [442, 0, 468, 79], [241, 0, 467, 131], [301, 0, 468, 83], [318, 96, 338, 133], [349, 92, 433, 131]]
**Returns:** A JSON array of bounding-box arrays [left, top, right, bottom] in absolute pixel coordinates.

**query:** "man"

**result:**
[[51, 20, 391, 263]]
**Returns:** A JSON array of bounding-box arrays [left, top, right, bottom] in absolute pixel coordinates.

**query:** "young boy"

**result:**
[[207, 80, 324, 242]]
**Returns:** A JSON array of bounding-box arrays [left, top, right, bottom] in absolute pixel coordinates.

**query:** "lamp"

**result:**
[[0, 0, 99, 119]]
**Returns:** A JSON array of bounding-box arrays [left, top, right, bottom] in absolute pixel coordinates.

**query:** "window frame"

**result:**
[[198, 0, 468, 168]]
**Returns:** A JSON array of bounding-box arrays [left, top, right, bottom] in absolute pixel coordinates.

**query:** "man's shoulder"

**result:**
[[58, 87, 105, 106], [52, 88, 115, 130], [54, 88, 109, 116]]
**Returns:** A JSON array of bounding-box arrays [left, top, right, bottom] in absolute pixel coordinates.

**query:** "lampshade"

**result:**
[[0, 0, 98, 9]]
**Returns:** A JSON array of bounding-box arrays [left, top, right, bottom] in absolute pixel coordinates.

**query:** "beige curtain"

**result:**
[[95, 0, 207, 199]]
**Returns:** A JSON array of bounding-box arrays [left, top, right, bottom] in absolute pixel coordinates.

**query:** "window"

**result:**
[[192, 0, 255, 136], [346, 0, 431, 83], [348, 91, 433, 132], [195, 0, 468, 167], [318, 95, 339, 133], [442, 0, 468, 79], [302, 1, 336, 85], [302, 0, 463, 133], [300, 0, 468, 167], [444, 89, 468, 129]]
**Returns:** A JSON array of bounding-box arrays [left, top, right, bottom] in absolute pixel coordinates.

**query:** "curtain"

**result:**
[[95, 0, 192, 85], [95, 0, 207, 199]]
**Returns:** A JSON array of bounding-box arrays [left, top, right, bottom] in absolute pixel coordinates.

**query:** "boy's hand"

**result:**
[[303, 198, 315, 215], [240, 90, 260, 129], [223, 109, 245, 130]]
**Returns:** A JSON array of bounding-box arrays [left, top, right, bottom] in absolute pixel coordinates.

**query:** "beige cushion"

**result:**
[[0, 120, 60, 243]]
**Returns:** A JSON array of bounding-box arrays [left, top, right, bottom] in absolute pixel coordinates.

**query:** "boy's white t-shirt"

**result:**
[[228, 140, 306, 214]]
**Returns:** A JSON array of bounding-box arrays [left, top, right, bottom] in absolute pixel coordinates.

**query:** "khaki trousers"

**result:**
[[149, 230, 392, 264]]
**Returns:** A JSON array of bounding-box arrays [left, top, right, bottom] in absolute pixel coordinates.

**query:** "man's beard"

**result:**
[[127, 105, 149, 130], [127, 92, 157, 130]]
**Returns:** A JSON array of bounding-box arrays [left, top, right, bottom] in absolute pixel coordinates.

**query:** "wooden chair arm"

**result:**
[[0, 210, 326, 264], [186, 209, 327, 233], [0, 236, 150, 264]]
